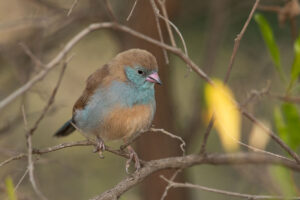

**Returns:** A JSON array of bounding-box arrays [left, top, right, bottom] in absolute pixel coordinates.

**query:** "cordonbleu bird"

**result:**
[[54, 49, 161, 172]]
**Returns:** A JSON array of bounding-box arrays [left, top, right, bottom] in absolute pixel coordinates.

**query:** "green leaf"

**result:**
[[254, 14, 285, 80], [270, 166, 298, 196], [274, 103, 300, 150], [5, 176, 17, 200], [287, 34, 300, 92]]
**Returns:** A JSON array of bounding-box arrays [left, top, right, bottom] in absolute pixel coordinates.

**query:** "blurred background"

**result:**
[[0, 0, 300, 199]]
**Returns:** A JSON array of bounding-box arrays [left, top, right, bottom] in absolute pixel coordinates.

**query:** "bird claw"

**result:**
[[125, 146, 141, 174], [93, 136, 105, 159]]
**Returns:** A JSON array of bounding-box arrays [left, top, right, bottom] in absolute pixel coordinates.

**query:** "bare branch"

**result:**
[[160, 169, 182, 200], [150, 0, 169, 64], [22, 106, 48, 200], [150, 128, 186, 155], [224, 0, 261, 83], [161, 179, 300, 200], [0, 153, 26, 167], [157, 0, 176, 47], [126, 0, 138, 21], [103, 0, 118, 22], [90, 152, 300, 200], [67, 0, 78, 16], [19, 43, 45, 68], [29, 55, 70, 135]]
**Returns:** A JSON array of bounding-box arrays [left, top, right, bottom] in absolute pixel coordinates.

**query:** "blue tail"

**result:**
[[54, 119, 75, 137]]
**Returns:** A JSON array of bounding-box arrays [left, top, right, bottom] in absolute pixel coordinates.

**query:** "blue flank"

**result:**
[[74, 66, 156, 133]]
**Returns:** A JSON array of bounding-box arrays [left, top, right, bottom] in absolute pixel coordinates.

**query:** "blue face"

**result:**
[[125, 66, 155, 89]]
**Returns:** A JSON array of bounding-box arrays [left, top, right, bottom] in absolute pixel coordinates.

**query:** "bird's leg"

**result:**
[[93, 135, 105, 158], [125, 145, 141, 174]]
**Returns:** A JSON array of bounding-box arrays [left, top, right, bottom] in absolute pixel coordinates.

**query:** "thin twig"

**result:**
[[157, 0, 176, 47], [0, 153, 26, 167], [126, 0, 138, 21], [150, 0, 169, 64], [199, 116, 215, 155], [19, 43, 45, 68], [224, 0, 261, 83], [151, 128, 186, 155], [22, 106, 47, 200], [269, 93, 300, 104], [14, 168, 29, 192], [29, 55, 71, 135], [67, 0, 78, 16], [156, 11, 189, 63], [161, 179, 300, 200], [103, 0, 118, 21], [160, 169, 182, 200]]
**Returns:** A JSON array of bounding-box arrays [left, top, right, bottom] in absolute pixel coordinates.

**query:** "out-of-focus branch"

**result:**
[[157, 0, 176, 47], [161, 178, 300, 200], [126, 0, 138, 21], [22, 106, 48, 200], [150, 0, 169, 64], [103, 0, 118, 21], [29, 56, 70, 135]]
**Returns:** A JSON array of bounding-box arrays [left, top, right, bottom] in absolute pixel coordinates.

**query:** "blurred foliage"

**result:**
[[274, 103, 300, 150], [270, 166, 298, 197], [256, 13, 300, 199], [289, 34, 300, 91], [254, 13, 285, 81], [204, 79, 240, 152], [5, 176, 17, 200]]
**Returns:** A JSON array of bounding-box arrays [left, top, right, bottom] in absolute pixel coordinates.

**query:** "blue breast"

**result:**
[[74, 81, 156, 133]]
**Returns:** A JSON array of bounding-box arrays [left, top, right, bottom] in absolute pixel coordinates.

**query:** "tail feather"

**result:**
[[54, 119, 75, 137]]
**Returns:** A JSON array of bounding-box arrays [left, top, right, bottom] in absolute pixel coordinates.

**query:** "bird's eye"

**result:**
[[137, 70, 144, 75]]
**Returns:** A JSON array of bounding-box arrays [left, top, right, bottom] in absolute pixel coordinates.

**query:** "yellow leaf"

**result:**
[[5, 176, 17, 200], [249, 120, 270, 150], [205, 79, 241, 152]]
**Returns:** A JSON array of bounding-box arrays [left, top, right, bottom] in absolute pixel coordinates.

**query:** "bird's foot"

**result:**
[[125, 146, 141, 174], [93, 136, 105, 158]]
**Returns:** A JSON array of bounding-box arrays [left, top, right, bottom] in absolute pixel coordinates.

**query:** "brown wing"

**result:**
[[72, 64, 109, 114]]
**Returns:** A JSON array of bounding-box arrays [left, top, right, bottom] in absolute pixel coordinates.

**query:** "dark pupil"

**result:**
[[138, 70, 144, 75]]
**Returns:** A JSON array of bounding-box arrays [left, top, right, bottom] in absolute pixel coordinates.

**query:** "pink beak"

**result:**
[[146, 72, 162, 85]]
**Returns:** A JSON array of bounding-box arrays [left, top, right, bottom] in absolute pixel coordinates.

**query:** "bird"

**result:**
[[54, 48, 161, 172]]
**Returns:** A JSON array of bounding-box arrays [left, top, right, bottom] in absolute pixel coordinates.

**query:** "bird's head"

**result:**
[[111, 49, 161, 89]]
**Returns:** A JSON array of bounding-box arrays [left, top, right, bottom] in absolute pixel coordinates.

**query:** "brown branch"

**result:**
[[22, 106, 48, 200], [160, 169, 182, 200], [90, 152, 300, 200], [151, 128, 186, 155], [126, 0, 138, 21], [19, 43, 45, 68], [29, 58, 69, 135], [270, 93, 300, 104], [67, 0, 78, 16], [150, 0, 169, 64], [103, 0, 118, 22], [157, 0, 176, 47], [224, 0, 261, 83], [161, 178, 300, 200], [0, 153, 26, 167]]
